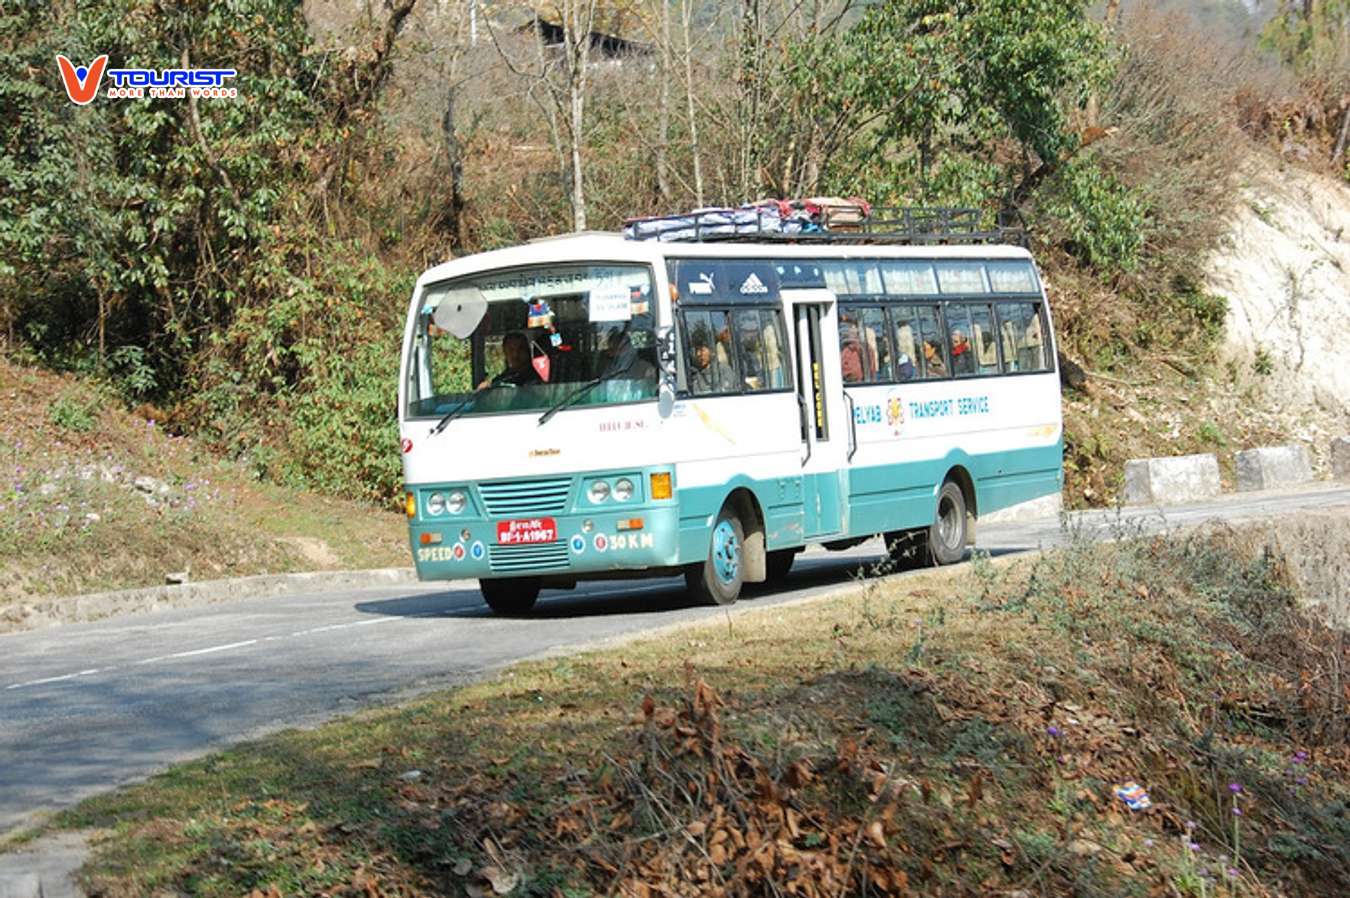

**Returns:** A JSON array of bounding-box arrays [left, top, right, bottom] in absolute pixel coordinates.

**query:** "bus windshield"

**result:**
[[406, 263, 659, 420]]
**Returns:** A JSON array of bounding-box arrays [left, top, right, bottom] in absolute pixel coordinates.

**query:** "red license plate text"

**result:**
[[496, 517, 558, 545]]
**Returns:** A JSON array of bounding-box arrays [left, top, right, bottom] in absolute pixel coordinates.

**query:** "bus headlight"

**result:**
[[613, 478, 634, 502], [588, 480, 610, 503], [426, 492, 447, 516], [446, 490, 467, 514]]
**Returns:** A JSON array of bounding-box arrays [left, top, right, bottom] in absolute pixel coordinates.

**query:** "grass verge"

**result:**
[[48, 521, 1350, 898]]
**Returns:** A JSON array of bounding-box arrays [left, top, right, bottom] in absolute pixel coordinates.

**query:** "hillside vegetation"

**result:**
[[0, 358, 407, 620], [2, 0, 1348, 509]]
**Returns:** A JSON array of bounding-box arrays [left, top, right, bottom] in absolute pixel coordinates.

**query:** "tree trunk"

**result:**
[[655, 0, 672, 202], [560, 0, 595, 232], [737, 0, 764, 201], [570, 74, 587, 231], [682, 0, 704, 206], [1333, 103, 1350, 162], [441, 84, 466, 249]]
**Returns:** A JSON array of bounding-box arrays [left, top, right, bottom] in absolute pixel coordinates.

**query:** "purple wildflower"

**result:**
[[1047, 726, 1061, 737], [1226, 867, 1240, 879], [1228, 782, 1242, 794], [1232, 807, 1243, 816], [1189, 842, 1202, 852]]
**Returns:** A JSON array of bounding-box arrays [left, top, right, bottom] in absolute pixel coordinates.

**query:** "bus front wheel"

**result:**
[[480, 577, 541, 615], [929, 480, 968, 565], [686, 507, 744, 606]]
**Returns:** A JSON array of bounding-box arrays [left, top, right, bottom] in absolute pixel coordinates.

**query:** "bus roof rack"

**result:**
[[623, 204, 1027, 247]]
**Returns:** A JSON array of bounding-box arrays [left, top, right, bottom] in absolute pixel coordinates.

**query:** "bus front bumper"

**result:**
[[409, 505, 682, 582]]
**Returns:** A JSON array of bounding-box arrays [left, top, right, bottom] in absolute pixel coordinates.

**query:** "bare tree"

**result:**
[[680, 0, 705, 205], [655, 0, 672, 201], [486, 2, 601, 231], [560, 0, 601, 229]]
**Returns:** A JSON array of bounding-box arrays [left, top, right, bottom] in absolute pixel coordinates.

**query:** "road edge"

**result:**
[[1, 568, 422, 636]]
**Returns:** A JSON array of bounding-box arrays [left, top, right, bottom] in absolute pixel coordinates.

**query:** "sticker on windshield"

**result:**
[[589, 285, 632, 322]]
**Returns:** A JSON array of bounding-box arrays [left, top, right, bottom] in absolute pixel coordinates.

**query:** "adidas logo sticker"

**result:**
[[739, 273, 768, 294]]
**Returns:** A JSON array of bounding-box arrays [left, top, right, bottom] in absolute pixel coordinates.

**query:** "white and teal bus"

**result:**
[[398, 214, 1062, 613]]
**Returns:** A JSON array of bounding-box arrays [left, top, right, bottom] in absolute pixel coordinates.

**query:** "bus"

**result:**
[[398, 211, 1063, 613]]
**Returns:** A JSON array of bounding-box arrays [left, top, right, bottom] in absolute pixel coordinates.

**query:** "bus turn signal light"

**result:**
[[617, 518, 644, 531], [405, 492, 416, 518], [650, 472, 672, 500]]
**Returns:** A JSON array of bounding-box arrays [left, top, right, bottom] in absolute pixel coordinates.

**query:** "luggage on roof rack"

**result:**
[[623, 201, 1026, 247]]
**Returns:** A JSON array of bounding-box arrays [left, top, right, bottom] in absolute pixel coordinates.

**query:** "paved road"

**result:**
[[3, 484, 1348, 833]]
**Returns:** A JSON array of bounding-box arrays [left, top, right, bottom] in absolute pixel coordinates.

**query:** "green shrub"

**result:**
[[1041, 156, 1146, 274], [48, 392, 98, 432]]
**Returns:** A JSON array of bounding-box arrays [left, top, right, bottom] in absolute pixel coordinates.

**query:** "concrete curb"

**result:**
[[0, 831, 90, 898], [1, 568, 419, 636], [1236, 444, 1313, 491], [1333, 436, 1350, 481], [1123, 453, 1221, 506], [0, 873, 41, 898]]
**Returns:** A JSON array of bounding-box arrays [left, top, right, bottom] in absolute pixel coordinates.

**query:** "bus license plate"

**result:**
[[496, 517, 558, 545]]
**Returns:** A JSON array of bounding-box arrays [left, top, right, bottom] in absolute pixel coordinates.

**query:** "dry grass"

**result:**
[[54, 522, 1350, 898]]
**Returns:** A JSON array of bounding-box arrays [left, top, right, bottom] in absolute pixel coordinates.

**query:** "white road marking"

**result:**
[[6, 668, 101, 690], [3, 615, 425, 689], [136, 639, 258, 665]]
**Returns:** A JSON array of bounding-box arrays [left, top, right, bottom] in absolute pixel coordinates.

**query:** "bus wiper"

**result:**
[[429, 395, 476, 436], [537, 358, 634, 427]]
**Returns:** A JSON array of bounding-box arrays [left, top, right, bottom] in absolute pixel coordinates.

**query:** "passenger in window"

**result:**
[[840, 316, 879, 383], [688, 335, 717, 394], [601, 328, 655, 380], [922, 338, 947, 378], [478, 332, 542, 390], [761, 312, 787, 388], [950, 328, 976, 375], [739, 331, 764, 389], [895, 351, 916, 380]]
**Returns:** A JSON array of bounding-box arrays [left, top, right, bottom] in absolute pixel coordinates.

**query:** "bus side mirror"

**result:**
[[658, 381, 676, 418]]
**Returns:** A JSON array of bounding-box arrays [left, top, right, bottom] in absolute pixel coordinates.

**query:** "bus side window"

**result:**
[[946, 304, 978, 377], [733, 310, 767, 390], [997, 302, 1049, 372], [839, 310, 866, 384], [683, 310, 738, 395], [998, 304, 1021, 372], [756, 307, 788, 388], [889, 307, 918, 381], [968, 303, 1000, 375], [857, 306, 892, 382], [915, 305, 948, 379]]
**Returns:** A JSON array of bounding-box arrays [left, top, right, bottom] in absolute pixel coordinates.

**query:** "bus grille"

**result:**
[[489, 541, 570, 573], [478, 477, 572, 516]]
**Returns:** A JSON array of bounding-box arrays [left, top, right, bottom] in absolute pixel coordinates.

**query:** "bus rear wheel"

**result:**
[[480, 577, 541, 615], [686, 507, 744, 606], [929, 480, 968, 565]]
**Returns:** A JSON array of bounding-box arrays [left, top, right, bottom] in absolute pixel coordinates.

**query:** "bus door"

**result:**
[[785, 290, 846, 539]]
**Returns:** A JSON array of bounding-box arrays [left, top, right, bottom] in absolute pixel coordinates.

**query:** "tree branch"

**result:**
[[182, 48, 241, 207]]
